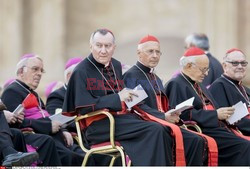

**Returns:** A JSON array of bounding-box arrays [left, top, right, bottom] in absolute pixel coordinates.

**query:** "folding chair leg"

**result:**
[[82, 151, 93, 166], [116, 146, 126, 166], [109, 156, 118, 166]]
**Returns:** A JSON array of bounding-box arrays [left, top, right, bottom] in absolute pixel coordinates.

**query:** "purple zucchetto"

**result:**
[[21, 53, 37, 60], [65, 57, 83, 70], [3, 78, 15, 89], [45, 81, 63, 98]]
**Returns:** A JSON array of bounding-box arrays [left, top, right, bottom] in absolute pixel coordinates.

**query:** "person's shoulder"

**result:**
[[111, 58, 122, 67], [164, 74, 183, 89], [209, 77, 225, 90], [123, 65, 137, 76], [48, 86, 64, 98], [3, 81, 20, 93]]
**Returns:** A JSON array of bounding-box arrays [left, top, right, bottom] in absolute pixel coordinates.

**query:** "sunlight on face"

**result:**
[[90, 32, 116, 66], [21, 57, 44, 90], [138, 41, 161, 68], [189, 55, 209, 83], [223, 51, 248, 81]]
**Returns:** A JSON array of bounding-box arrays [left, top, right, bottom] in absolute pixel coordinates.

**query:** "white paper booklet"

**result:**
[[124, 84, 148, 109], [13, 104, 24, 115], [227, 101, 249, 124], [167, 97, 194, 115], [49, 111, 76, 126]]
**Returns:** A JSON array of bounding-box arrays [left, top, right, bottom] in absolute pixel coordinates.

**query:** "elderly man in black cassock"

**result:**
[[1, 54, 84, 166], [164, 47, 250, 166], [62, 28, 187, 166], [184, 33, 223, 88], [123, 35, 218, 166], [46, 57, 82, 116], [0, 109, 39, 166], [209, 48, 250, 136]]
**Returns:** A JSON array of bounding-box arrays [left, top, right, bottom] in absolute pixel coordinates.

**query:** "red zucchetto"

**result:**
[[226, 48, 244, 55], [139, 35, 159, 44], [183, 47, 205, 57]]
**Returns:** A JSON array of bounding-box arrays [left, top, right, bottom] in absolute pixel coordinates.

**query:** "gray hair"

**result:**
[[185, 33, 210, 51], [64, 63, 78, 82], [15, 55, 42, 75], [222, 50, 246, 63], [89, 28, 115, 44], [179, 55, 197, 68]]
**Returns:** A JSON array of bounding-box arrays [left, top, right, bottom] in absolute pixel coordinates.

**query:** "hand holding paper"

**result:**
[[122, 84, 148, 109], [49, 111, 76, 128], [227, 101, 249, 124], [166, 97, 194, 115]]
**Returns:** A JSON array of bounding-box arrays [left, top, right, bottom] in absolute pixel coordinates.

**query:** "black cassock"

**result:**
[[1, 80, 84, 166], [209, 75, 250, 136], [202, 52, 223, 88], [46, 86, 66, 115], [123, 61, 206, 166], [46, 86, 77, 132], [46, 84, 110, 166], [0, 112, 27, 162], [164, 73, 250, 166], [62, 54, 175, 166]]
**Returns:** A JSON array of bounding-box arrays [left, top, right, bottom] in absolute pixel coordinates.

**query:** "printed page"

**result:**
[[167, 97, 194, 115], [227, 101, 249, 124], [124, 84, 148, 109], [13, 104, 24, 115], [49, 112, 76, 125]]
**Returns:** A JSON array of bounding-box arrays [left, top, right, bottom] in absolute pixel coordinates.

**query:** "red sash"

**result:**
[[185, 129, 218, 166], [205, 103, 250, 141], [246, 108, 250, 119], [203, 104, 215, 110], [156, 95, 168, 112], [156, 95, 218, 166], [133, 105, 186, 166], [230, 128, 250, 141]]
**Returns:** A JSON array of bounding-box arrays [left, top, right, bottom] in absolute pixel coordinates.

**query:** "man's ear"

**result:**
[[186, 62, 193, 68], [222, 62, 227, 72]]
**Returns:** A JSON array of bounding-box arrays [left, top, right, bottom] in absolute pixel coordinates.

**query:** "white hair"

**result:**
[[179, 55, 197, 68], [15, 55, 42, 75]]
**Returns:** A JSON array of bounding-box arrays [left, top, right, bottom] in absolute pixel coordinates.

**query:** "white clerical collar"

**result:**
[[138, 60, 154, 73]]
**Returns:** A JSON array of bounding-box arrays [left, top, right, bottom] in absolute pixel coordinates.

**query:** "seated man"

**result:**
[[0, 109, 39, 166], [164, 47, 250, 166], [46, 57, 82, 115], [62, 28, 185, 166], [1, 54, 84, 166], [123, 35, 217, 166], [209, 48, 250, 135]]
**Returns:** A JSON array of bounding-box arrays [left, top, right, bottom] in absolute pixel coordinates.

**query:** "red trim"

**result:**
[[186, 129, 218, 166], [133, 105, 186, 166], [230, 128, 250, 141]]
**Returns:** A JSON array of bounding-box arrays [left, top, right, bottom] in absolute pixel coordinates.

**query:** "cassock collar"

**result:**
[[136, 61, 154, 73], [15, 79, 33, 92], [222, 74, 241, 86], [88, 54, 111, 68], [181, 72, 196, 85]]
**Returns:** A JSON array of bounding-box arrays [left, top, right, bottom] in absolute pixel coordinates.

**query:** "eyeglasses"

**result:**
[[192, 63, 209, 74], [142, 49, 162, 56], [25, 66, 46, 73], [226, 61, 248, 67]]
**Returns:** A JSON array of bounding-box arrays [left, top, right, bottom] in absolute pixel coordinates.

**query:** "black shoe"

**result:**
[[2, 152, 39, 166]]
